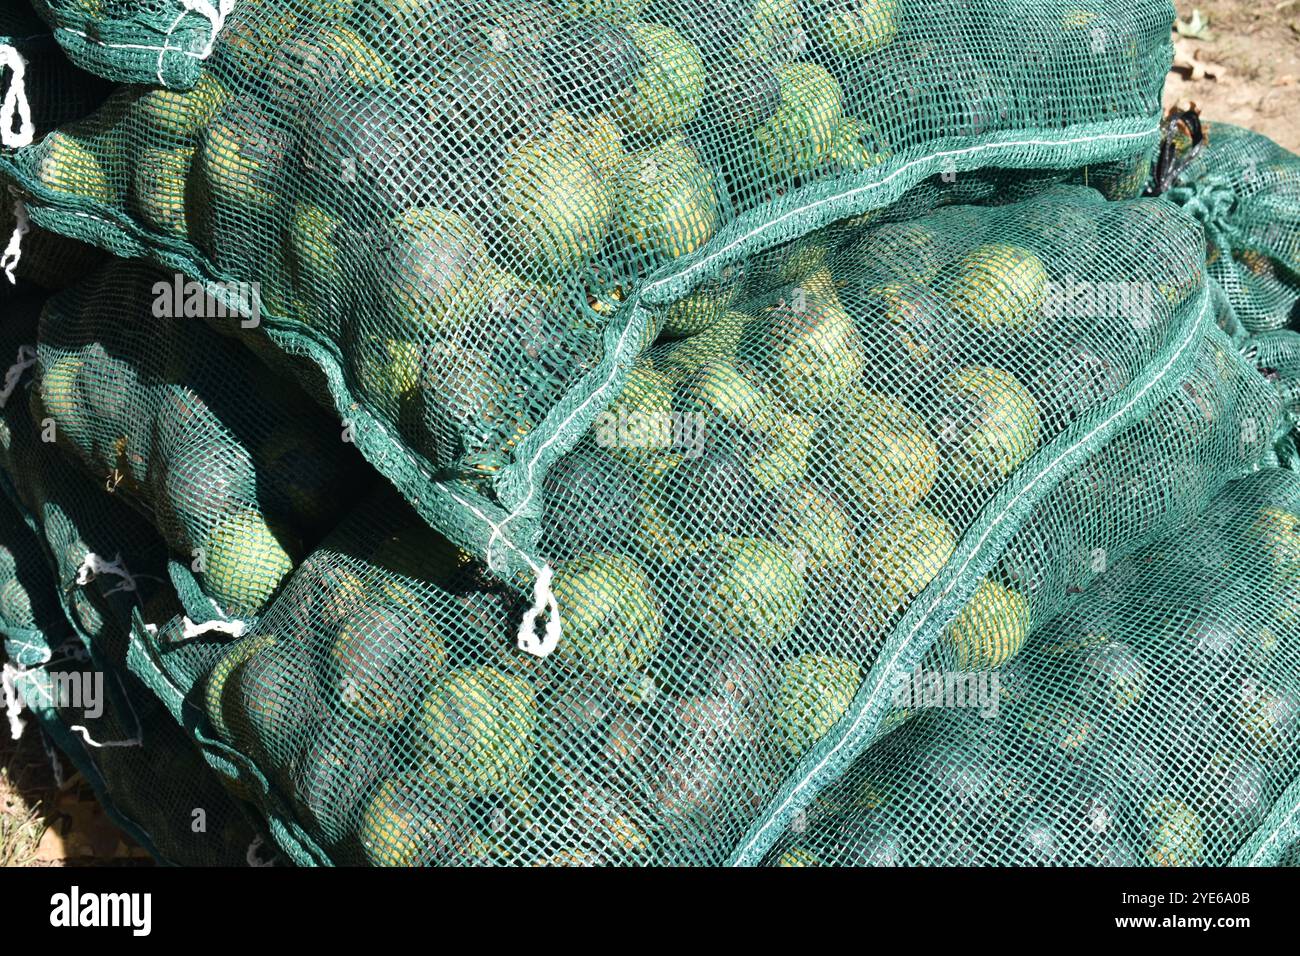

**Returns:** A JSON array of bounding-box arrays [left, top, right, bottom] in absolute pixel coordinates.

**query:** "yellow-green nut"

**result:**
[[551, 553, 663, 677], [696, 538, 806, 648], [596, 364, 680, 472], [132, 145, 194, 237], [203, 634, 276, 743], [662, 310, 748, 374], [770, 275, 865, 407], [419, 665, 537, 796], [863, 508, 956, 612], [777, 848, 821, 866], [809, 0, 899, 56], [198, 106, 289, 212], [836, 391, 937, 510], [949, 243, 1050, 329], [1145, 799, 1203, 867], [1236, 685, 1299, 750], [775, 654, 859, 756], [613, 139, 718, 263], [771, 483, 853, 570], [684, 360, 776, 428], [826, 117, 891, 172], [552, 110, 625, 179], [223, 6, 299, 73], [748, 412, 815, 489], [388, 206, 492, 331], [38, 354, 88, 444], [1250, 506, 1300, 580], [498, 134, 611, 278], [756, 62, 844, 177], [331, 605, 448, 726], [35, 132, 111, 203], [201, 509, 295, 616], [939, 366, 1040, 485], [943, 579, 1030, 669], [136, 72, 229, 139], [288, 200, 344, 298], [352, 335, 423, 410], [614, 22, 705, 135], [359, 774, 449, 867]]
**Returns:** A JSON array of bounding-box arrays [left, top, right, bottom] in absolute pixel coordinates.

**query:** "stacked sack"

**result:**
[[0, 0, 1299, 868]]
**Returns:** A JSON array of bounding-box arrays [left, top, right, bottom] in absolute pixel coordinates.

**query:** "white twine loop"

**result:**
[[69, 724, 142, 748], [516, 563, 561, 658], [0, 344, 36, 408], [2, 194, 28, 285], [158, 0, 236, 83], [246, 834, 276, 867], [0, 44, 34, 149], [2, 661, 26, 740], [76, 552, 141, 596], [181, 615, 247, 640]]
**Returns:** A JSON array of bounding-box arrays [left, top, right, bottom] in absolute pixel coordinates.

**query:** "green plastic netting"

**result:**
[[32, 257, 370, 622], [1165, 123, 1300, 338], [0, 294, 266, 865], [28, 0, 231, 90], [117, 183, 1293, 866], [760, 466, 1300, 866], [1, 3, 111, 148], [0, 0, 1174, 580]]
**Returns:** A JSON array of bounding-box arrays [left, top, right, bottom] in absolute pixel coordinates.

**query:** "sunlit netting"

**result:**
[[32, 259, 369, 621], [0, 0, 1173, 572], [119, 186, 1292, 867], [28, 0, 229, 90], [1165, 123, 1300, 336], [759, 467, 1300, 866], [0, 311, 265, 864]]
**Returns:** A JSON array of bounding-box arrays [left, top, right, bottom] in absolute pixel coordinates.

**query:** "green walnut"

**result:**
[[612, 138, 718, 263], [201, 509, 295, 616], [775, 654, 860, 756], [613, 22, 706, 135], [949, 243, 1050, 329], [35, 132, 111, 203], [863, 508, 956, 613], [132, 145, 193, 237], [387, 206, 493, 331], [836, 391, 938, 510], [551, 553, 663, 676], [692, 537, 806, 648], [939, 366, 1041, 485], [419, 665, 538, 796], [498, 133, 611, 278], [331, 604, 448, 726], [203, 634, 277, 744], [768, 271, 865, 407], [943, 578, 1030, 669], [1145, 798, 1203, 867], [756, 62, 844, 177]]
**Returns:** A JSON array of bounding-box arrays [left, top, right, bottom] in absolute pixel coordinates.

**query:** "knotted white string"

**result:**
[[76, 552, 141, 596], [0, 344, 36, 408], [2, 661, 26, 740], [2, 194, 28, 285], [0, 44, 34, 149], [180, 615, 246, 640], [516, 563, 561, 658]]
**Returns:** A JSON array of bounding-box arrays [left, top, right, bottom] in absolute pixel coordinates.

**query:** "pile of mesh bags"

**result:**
[[0, 295, 267, 865], [0, 0, 1174, 574], [1, 0, 1299, 869]]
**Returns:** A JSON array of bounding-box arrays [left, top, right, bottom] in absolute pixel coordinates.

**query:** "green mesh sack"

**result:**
[[126, 189, 1289, 866], [1162, 123, 1300, 336], [0, 3, 111, 149], [0, 390, 266, 863], [28, 0, 232, 90], [0, 0, 1173, 574], [32, 257, 368, 622], [759, 466, 1300, 866]]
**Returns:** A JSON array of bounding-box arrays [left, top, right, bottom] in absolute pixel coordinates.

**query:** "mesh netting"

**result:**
[[120, 183, 1292, 866], [1165, 123, 1300, 337], [28, 0, 230, 90], [32, 258, 369, 621], [760, 467, 1300, 866], [0, 294, 266, 865], [0, 0, 1173, 574]]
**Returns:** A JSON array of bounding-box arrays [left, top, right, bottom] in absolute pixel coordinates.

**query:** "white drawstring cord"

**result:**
[[516, 563, 561, 658], [2, 193, 28, 285], [180, 615, 246, 640], [0, 44, 34, 149], [2, 661, 26, 740], [0, 344, 36, 408]]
